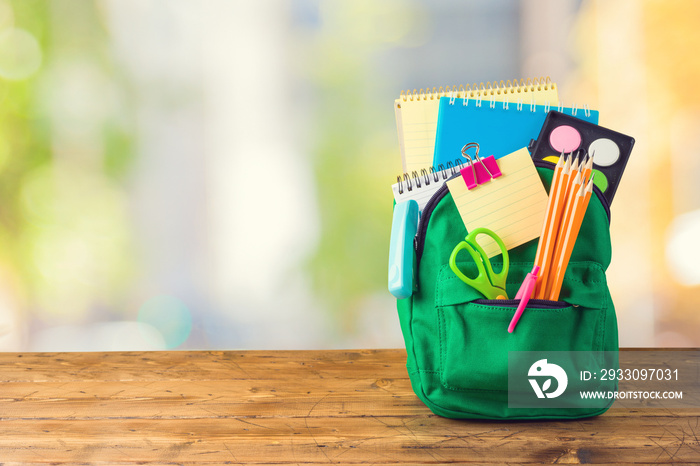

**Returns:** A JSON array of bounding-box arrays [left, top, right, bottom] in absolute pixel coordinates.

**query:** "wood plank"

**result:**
[[0, 380, 697, 420], [0, 416, 699, 464], [0, 349, 697, 464], [0, 350, 397, 382]]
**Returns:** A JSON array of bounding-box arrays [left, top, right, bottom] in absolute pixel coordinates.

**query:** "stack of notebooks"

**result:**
[[390, 76, 634, 273]]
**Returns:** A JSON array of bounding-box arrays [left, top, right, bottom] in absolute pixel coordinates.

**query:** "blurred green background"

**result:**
[[0, 0, 698, 350]]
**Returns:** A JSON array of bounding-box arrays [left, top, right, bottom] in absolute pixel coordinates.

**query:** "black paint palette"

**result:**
[[528, 111, 635, 205]]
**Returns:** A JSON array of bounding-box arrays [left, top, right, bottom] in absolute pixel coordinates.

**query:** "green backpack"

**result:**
[[396, 161, 619, 419]]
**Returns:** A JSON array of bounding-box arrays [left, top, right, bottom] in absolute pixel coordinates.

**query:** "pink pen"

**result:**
[[507, 265, 540, 333]]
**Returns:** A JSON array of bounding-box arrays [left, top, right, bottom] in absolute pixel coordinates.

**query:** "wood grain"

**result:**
[[0, 349, 697, 464]]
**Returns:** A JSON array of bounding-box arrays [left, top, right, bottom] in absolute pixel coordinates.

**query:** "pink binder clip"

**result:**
[[459, 143, 503, 190]]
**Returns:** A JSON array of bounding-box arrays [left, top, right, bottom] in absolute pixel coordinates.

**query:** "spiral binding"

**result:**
[[449, 94, 591, 118], [399, 77, 555, 102], [445, 89, 591, 119], [396, 159, 465, 195]]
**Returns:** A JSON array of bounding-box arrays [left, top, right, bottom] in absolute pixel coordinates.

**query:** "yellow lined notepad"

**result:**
[[446, 147, 549, 257], [395, 78, 558, 174]]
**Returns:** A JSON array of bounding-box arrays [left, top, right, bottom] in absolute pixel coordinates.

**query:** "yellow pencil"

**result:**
[[582, 154, 594, 185], [544, 171, 582, 298], [532, 155, 565, 295], [548, 177, 595, 300], [568, 154, 581, 189], [534, 155, 571, 298], [556, 154, 580, 223], [569, 154, 580, 179], [554, 154, 582, 247]]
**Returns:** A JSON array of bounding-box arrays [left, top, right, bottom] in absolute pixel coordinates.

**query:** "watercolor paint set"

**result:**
[[528, 110, 635, 204]]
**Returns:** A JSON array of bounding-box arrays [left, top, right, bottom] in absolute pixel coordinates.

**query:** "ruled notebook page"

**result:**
[[395, 98, 441, 174], [394, 81, 559, 174], [446, 147, 549, 257]]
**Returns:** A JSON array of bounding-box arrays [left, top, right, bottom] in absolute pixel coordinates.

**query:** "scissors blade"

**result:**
[[494, 286, 508, 299]]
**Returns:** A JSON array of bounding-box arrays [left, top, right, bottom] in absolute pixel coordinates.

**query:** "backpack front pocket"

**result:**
[[435, 261, 608, 393]]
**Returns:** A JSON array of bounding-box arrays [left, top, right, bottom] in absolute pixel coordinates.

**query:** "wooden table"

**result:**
[[0, 349, 698, 464]]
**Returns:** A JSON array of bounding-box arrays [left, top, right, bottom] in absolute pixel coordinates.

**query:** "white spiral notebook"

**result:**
[[391, 160, 464, 213]]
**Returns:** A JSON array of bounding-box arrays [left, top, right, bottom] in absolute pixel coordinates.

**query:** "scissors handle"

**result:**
[[449, 227, 510, 299], [468, 227, 509, 286], [449, 241, 492, 290]]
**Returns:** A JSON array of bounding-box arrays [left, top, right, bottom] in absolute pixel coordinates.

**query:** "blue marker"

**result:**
[[388, 200, 419, 299]]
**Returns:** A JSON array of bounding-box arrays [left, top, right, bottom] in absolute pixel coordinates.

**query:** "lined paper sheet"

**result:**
[[395, 99, 441, 175], [395, 82, 559, 174], [446, 147, 549, 257]]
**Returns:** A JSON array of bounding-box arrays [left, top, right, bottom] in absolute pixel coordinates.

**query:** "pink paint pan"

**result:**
[[528, 111, 635, 205]]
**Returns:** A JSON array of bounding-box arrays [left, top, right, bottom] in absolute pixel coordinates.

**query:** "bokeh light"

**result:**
[[31, 321, 167, 352], [0, 1, 14, 32], [137, 295, 193, 349], [0, 1, 696, 351], [665, 210, 700, 286], [0, 27, 41, 80]]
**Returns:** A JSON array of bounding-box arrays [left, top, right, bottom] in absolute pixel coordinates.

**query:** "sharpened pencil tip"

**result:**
[[570, 155, 579, 172], [554, 153, 564, 169], [572, 171, 581, 185], [585, 175, 595, 192]]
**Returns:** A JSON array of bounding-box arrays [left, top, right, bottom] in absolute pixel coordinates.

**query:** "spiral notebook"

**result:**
[[433, 99, 599, 167], [391, 160, 464, 213], [395, 77, 559, 174]]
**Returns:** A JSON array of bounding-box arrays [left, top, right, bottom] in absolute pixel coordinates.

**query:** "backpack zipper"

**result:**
[[414, 159, 611, 272], [472, 298, 570, 309]]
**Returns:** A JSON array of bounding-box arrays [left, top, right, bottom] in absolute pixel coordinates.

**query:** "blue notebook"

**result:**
[[433, 97, 599, 167]]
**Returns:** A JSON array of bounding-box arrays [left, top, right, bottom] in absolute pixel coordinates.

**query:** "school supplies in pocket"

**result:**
[[389, 77, 632, 419], [395, 162, 619, 419], [532, 153, 597, 300], [507, 265, 540, 333]]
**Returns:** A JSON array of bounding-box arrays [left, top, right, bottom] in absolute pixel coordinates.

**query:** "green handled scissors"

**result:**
[[449, 227, 510, 300]]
